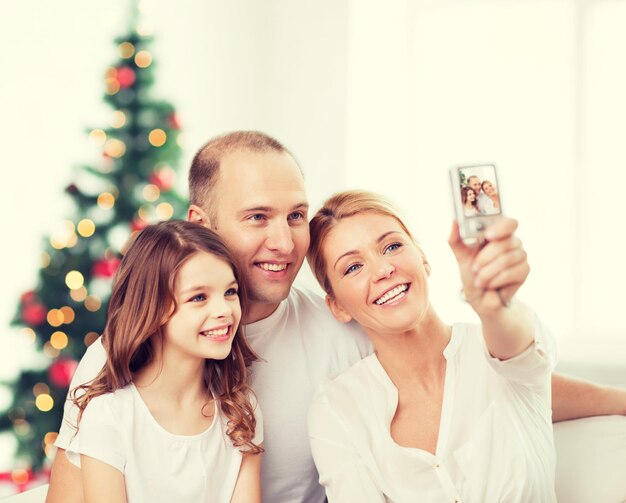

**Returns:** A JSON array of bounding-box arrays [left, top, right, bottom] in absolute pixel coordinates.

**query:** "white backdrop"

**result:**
[[2, 0, 626, 469]]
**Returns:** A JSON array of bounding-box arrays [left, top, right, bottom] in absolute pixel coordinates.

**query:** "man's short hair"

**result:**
[[189, 131, 289, 222]]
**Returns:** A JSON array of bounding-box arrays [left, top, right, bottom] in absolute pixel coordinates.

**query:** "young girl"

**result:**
[[307, 190, 556, 502], [461, 186, 479, 216], [66, 220, 263, 503]]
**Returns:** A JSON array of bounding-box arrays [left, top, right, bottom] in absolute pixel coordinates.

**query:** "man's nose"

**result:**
[[266, 221, 295, 255]]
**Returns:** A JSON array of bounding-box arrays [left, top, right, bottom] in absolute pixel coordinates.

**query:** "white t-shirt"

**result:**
[[56, 287, 371, 503], [64, 385, 261, 503], [308, 322, 557, 503]]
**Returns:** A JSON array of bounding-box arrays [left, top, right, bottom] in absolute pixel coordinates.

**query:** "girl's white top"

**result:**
[[308, 321, 557, 503], [66, 385, 262, 503]]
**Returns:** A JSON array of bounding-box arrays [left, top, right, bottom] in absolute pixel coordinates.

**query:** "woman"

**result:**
[[481, 180, 500, 214], [461, 186, 479, 216], [67, 221, 263, 503], [307, 191, 556, 502]]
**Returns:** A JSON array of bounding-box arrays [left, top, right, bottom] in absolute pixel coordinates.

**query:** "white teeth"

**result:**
[[258, 263, 287, 272], [375, 284, 408, 305], [202, 327, 229, 337]]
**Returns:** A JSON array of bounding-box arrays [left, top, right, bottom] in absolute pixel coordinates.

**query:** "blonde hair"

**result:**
[[308, 190, 416, 295]]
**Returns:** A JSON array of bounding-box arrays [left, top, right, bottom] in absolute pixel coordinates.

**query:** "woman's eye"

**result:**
[[384, 242, 402, 254], [225, 288, 238, 297], [344, 263, 362, 275]]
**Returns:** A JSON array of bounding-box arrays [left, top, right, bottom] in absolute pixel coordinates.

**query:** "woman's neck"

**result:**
[[368, 307, 451, 386]]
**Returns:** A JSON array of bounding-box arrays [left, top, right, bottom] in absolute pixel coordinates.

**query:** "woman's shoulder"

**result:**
[[314, 354, 387, 407]]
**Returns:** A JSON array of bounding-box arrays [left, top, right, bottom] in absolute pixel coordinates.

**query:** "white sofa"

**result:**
[[4, 416, 626, 502]]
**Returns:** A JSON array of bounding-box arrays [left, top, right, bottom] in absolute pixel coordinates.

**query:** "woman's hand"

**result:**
[[448, 217, 529, 315], [448, 217, 534, 360]]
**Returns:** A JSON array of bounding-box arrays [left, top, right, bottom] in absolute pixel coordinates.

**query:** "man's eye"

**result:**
[[249, 214, 266, 221], [344, 263, 362, 275], [225, 288, 238, 297], [289, 211, 305, 221], [384, 242, 402, 254]]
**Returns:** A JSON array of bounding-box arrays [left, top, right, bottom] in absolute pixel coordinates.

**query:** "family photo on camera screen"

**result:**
[[459, 165, 501, 217]]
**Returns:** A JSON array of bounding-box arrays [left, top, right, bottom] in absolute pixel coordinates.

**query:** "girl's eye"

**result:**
[[190, 294, 206, 302], [344, 263, 362, 275], [384, 242, 402, 254], [225, 288, 238, 297]]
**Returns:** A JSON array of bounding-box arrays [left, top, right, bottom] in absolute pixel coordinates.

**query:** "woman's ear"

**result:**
[[419, 250, 431, 276], [325, 294, 353, 324]]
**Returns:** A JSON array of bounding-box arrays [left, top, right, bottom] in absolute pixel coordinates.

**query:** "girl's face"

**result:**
[[163, 251, 242, 362], [467, 189, 476, 202], [483, 182, 495, 196], [321, 212, 431, 337]]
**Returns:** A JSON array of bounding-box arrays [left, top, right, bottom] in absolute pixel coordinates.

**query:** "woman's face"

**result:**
[[163, 251, 242, 362], [321, 212, 430, 337], [483, 182, 496, 196], [466, 189, 476, 202]]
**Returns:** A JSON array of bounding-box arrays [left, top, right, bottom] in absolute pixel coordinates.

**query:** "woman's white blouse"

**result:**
[[308, 322, 557, 503], [66, 385, 262, 503]]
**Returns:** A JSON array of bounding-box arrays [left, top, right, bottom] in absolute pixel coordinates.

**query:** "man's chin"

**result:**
[[249, 285, 292, 306]]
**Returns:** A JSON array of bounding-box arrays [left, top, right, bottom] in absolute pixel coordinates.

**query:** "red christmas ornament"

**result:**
[[92, 257, 122, 278], [48, 358, 79, 388], [20, 290, 37, 304], [168, 113, 181, 130], [22, 303, 46, 326], [116, 66, 136, 88], [131, 217, 148, 232], [148, 167, 176, 191]]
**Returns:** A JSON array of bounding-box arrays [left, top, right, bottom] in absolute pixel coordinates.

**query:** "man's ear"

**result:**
[[325, 294, 353, 324], [188, 204, 213, 229]]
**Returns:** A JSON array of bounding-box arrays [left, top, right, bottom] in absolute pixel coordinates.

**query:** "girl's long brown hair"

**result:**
[[72, 220, 262, 453]]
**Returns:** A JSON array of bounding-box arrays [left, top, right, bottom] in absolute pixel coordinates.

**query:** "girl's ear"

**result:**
[[325, 294, 353, 324]]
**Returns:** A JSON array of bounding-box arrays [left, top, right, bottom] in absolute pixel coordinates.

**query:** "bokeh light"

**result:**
[[70, 286, 88, 302], [60, 306, 75, 323], [148, 129, 166, 147], [85, 296, 102, 312], [111, 110, 127, 128], [84, 331, 100, 347], [46, 309, 64, 327], [65, 270, 85, 290], [32, 383, 50, 397], [156, 202, 174, 221], [97, 192, 116, 210], [119, 42, 135, 58], [77, 218, 96, 237], [104, 138, 126, 158], [35, 394, 54, 412], [142, 184, 160, 202], [135, 50, 152, 68], [89, 129, 107, 145], [50, 331, 69, 350]]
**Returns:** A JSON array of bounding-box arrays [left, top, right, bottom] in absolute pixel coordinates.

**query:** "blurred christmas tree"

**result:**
[[0, 7, 187, 481]]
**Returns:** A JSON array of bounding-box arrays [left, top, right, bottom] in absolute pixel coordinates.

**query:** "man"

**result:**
[[467, 175, 491, 214], [48, 131, 626, 502]]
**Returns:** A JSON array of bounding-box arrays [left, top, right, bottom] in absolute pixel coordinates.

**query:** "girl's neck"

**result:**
[[134, 348, 209, 405]]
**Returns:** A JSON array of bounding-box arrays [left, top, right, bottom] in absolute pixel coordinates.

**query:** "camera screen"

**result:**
[[456, 164, 501, 217]]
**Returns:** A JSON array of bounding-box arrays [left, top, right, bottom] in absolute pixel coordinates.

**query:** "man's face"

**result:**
[[209, 149, 310, 322], [468, 177, 481, 195]]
